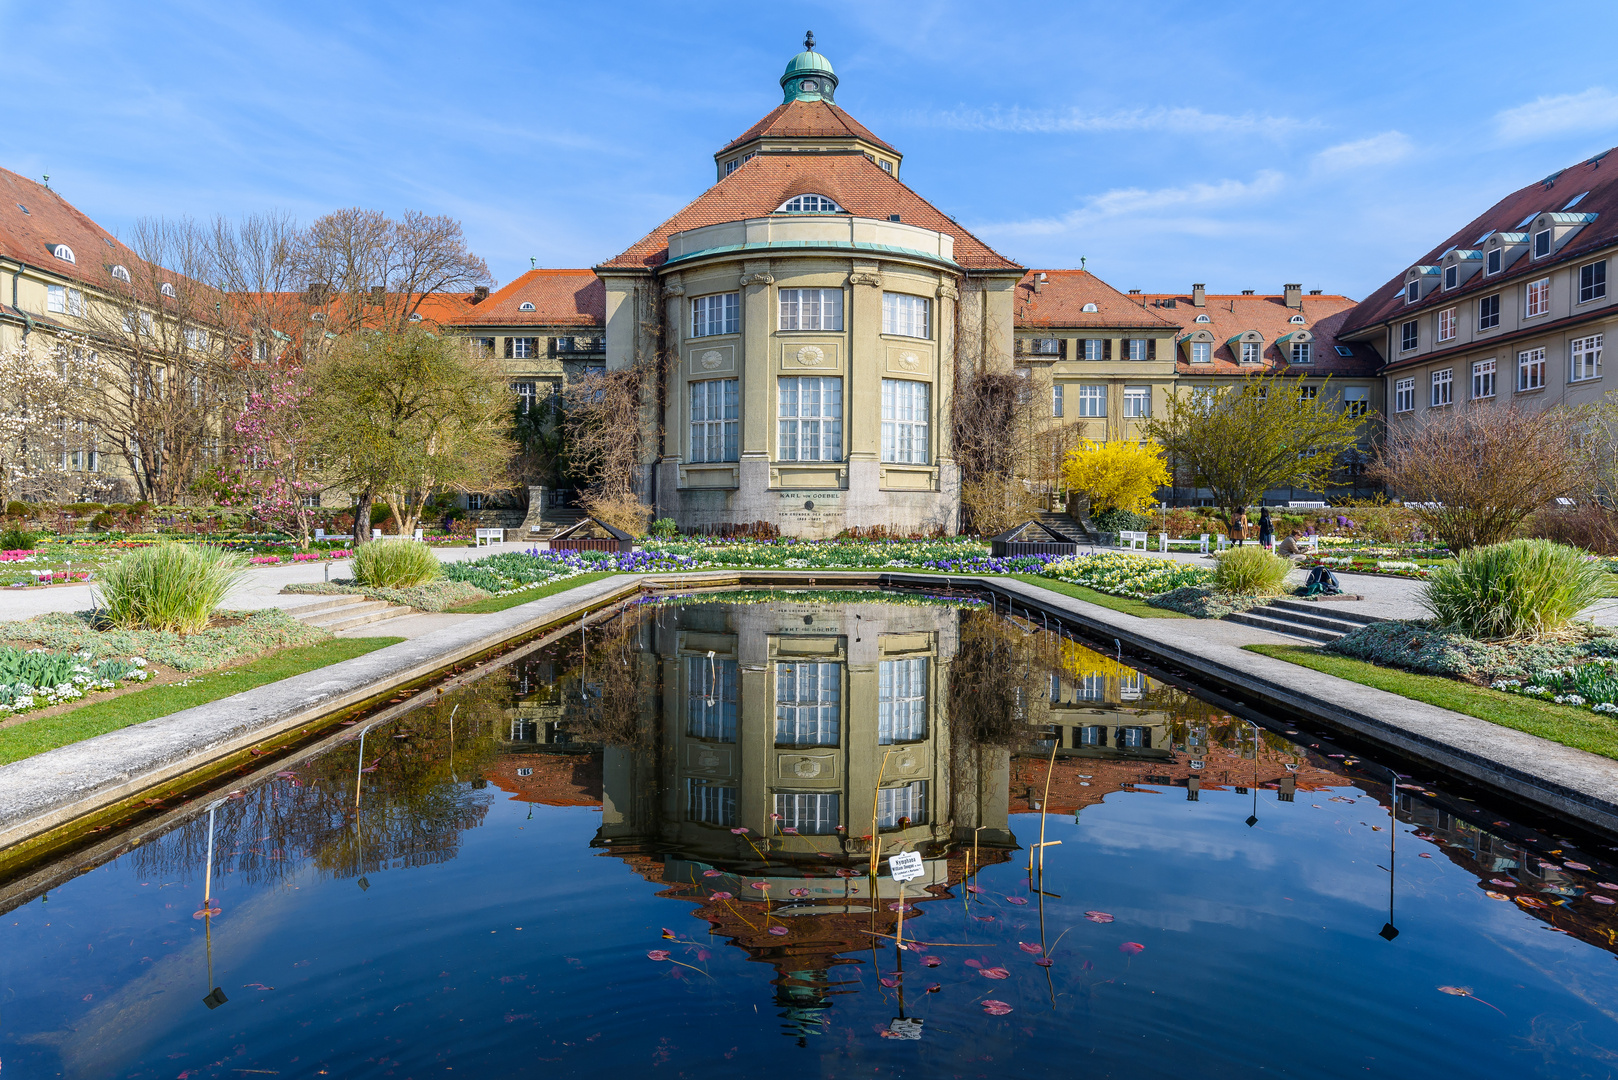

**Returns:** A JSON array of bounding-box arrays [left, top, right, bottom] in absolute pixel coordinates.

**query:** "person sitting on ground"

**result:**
[[1275, 532, 1304, 558]]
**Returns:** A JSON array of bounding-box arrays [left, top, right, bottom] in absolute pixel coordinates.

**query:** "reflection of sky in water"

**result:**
[[4, 594, 1618, 1079]]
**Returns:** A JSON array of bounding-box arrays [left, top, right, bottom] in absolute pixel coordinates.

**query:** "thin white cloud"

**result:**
[[1495, 88, 1618, 142], [911, 105, 1314, 138], [981, 170, 1285, 238], [1312, 131, 1413, 174]]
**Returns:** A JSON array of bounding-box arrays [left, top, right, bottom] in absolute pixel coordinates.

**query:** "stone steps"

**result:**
[[1223, 597, 1383, 642], [288, 594, 415, 632], [1035, 511, 1095, 545]]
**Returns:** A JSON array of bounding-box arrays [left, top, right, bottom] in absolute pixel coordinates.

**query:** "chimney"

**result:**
[[305, 281, 329, 303], [1033, 271, 1047, 294], [1309, 289, 1323, 295], [1284, 283, 1303, 309], [1191, 283, 1206, 307], [472, 285, 490, 304], [1241, 289, 1255, 295], [369, 285, 386, 304]]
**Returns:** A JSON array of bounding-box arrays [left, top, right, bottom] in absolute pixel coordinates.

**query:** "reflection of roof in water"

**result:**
[[1009, 745, 1337, 816], [486, 754, 603, 808]]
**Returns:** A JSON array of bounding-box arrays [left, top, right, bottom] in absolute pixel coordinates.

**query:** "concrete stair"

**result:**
[[527, 508, 587, 541], [1222, 597, 1384, 643], [1036, 510, 1096, 545], [287, 594, 414, 632]]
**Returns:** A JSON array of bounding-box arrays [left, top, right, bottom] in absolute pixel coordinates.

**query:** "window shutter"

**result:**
[[1103, 339, 1112, 361], [503, 337, 513, 359], [1148, 339, 1157, 361]]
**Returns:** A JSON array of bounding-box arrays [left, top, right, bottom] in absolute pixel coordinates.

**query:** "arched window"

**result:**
[[111, 264, 131, 283], [1289, 314, 1305, 324], [1081, 303, 1098, 313], [50, 244, 76, 264], [408, 312, 423, 322], [1195, 314, 1210, 323], [777, 194, 843, 214], [518, 301, 536, 312], [160, 282, 176, 298]]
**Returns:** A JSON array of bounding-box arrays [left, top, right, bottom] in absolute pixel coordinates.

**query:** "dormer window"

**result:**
[[1533, 229, 1552, 258], [1444, 266, 1458, 289], [408, 312, 423, 322], [1487, 249, 1502, 274], [1082, 303, 1098, 313], [518, 301, 536, 312], [1405, 281, 1418, 304], [111, 264, 131, 283], [1289, 314, 1305, 324], [49, 243, 75, 264], [1241, 342, 1261, 363], [777, 194, 843, 213], [160, 282, 176, 298], [1195, 314, 1210, 323]]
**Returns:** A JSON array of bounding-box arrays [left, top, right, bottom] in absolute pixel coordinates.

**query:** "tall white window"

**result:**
[[1077, 384, 1106, 417], [1123, 385, 1151, 418], [1298, 384, 1318, 401], [687, 779, 737, 827], [876, 781, 928, 829], [1191, 341, 1211, 364], [776, 662, 841, 746], [881, 379, 929, 464], [882, 292, 930, 338], [1240, 341, 1261, 363], [511, 381, 536, 413], [778, 376, 842, 461], [506, 337, 536, 359], [691, 292, 739, 337], [1400, 321, 1419, 351], [1083, 339, 1103, 361], [1478, 295, 1500, 330], [1291, 341, 1312, 364], [1571, 334, 1603, 382], [1343, 386, 1369, 417], [1526, 277, 1550, 318], [1518, 348, 1546, 391], [1431, 368, 1453, 407], [878, 658, 927, 744], [1472, 359, 1496, 399], [775, 792, 839, 835], [686, 655, 738, 742], [1126, 339, 1148, 361], [1437, 308, 1456, 342], [1394, 377, 1414, 413], [779, 288, 843, 331], [67, 288, 83, 316], [1051, 383, 1064, 417], [1580, 261, 1607, 304], [690, 379, 739, 462]]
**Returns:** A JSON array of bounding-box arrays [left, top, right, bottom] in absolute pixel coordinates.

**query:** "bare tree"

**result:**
[[563, 365, 653, 534], [0, 335, 106, 504], [1373, 402, 1590, 550]]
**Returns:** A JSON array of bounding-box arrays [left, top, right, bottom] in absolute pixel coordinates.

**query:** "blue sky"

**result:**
[[5, 0, 1618, 299]]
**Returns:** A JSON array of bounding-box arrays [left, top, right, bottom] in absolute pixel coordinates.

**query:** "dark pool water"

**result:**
[[5, 590, 1618, 1079]]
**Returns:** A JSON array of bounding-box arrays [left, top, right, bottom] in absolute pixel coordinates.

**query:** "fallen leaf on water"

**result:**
[[979, 967, 1011, 980], [1119, 942, 1145, 954], [1084, 911, 1114, 923], [925, 983, 941, 993], [1591, 895, 1616, 905], [750, 882, 770, 892], [1485, 891, 1510, 900], [1438, 985, 1505, 1015], [702, 870, 722, 878], [880, 977, 899, 988], [964, 958, 982, 969], [1599, 882, 1618, 890], [647, 951, 670, 961], [768, 926, 788, 936], [965, 885, 984, 894], [1018, 942, 1043, 954], [835, 869, 858, 879], [1516, 896, 1549, 910], [1035, 958, 1055, 967], [887, 902, 914, 912], [983, 1000, 1012, 1015], [661, 928, 677, 939], [730, 827, 750, 835], [781, 827, 799, 834], [923, 956, 942, 968], [710, 891, 733, 901], [697, 949, 712, 960], [1418, 853, 1433, 859], [972, 915, 996, 922], [789, 888, 810, 897], [1006, 897, 1029, 906], [1565, 861, 1591, 871]]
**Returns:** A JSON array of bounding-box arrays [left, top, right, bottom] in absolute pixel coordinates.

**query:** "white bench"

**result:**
[[1160, 533, 1211, 554], [475, 528, 504, 546], [1119, 530, 1150, 551]]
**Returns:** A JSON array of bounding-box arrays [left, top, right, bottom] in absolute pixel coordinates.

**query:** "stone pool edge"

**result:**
[[2, 569, 1617, 855]]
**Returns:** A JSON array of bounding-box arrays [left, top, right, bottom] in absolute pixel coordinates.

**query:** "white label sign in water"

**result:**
[[888, 850, 925, 882]]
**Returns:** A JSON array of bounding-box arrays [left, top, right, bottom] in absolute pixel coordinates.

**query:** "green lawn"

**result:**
[[1005, 574, 1189, 619], [0, 637, 403, 766], [1245, 643, 1618, 761], [448, 572, 617, 614]]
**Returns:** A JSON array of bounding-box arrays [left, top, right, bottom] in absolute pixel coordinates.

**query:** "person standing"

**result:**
[[1258, 507, 1274, 549], [1232, 509, 1249, 547]]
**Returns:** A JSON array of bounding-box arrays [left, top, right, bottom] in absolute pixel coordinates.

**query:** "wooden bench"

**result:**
[[475, 528, 505, 546], [1118, 530, 1150, 552], [1160, 533, 1211, 554]]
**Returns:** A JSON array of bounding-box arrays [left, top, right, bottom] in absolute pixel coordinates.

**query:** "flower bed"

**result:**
[[1300, 554, 1432, 579], [0, 608, 328, 672], [1492, 659, 1618, 714], [0, 549, 37, 562], [1328, 620, 1618, 684], [284, 579, 489, 612], [0, 648, 150, 716], [1039, 552, 1213, 599]]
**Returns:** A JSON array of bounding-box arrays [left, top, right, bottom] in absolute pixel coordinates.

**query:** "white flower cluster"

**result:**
[[0, 656, 151, 716], [1377, 560, 1421, 572]]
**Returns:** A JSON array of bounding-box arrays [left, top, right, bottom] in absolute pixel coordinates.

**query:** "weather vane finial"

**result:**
[[804, 30, 815, 51]]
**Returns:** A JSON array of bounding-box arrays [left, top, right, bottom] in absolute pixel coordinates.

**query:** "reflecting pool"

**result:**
[[5, 589, 1618, 1078]]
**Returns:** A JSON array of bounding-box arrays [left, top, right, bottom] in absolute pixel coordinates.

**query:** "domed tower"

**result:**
[[714, 33, 902, 181], [781, 31, 837, 102]]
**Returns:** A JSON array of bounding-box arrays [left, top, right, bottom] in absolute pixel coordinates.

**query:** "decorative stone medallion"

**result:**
[[700, 350, 723, 370], [796, 345, 826, 367], [897, 350, 921, 370], [793, 757, 822, 778]]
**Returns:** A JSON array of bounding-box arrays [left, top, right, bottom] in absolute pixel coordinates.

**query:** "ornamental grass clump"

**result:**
[[1211, 546, 1292, 596], [1421, 538, 1605, 640], [353, 538, 441, 588], [95, 543, 247, 634]]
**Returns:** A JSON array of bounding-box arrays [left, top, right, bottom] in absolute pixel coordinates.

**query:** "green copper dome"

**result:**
[[781, 33, 837, 103]]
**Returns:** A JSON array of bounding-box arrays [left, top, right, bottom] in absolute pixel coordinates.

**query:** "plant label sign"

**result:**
[[888, 851, 924, 883]]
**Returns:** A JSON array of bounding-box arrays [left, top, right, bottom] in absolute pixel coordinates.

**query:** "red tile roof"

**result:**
[[718, 99, 897, 155], [1340, 145, 1618, 335], [600, 152, 1019, 272], [450, 269, 604, 327], [0, 166, 169, 291], [1014, 270, 1179, 329], [1134, 292, 1376, 376]]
